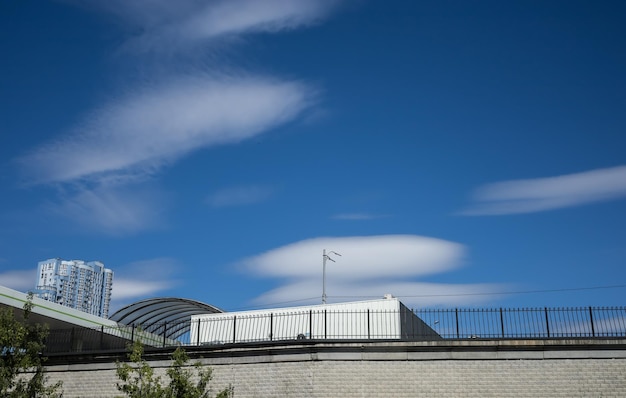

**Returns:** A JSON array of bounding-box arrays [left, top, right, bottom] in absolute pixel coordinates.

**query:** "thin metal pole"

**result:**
[[197, 319, 201, 346], [589, 307, 595, 337], [544, 308, 550, 338], [323, 249, 327, 304], [322, 249, 340, 304]]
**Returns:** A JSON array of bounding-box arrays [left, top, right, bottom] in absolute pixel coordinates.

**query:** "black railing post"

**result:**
[[324, 310, 327, 339], [455, 309, 460, 339], [589, 307, 595, 337], [197, 319, 201, 346], [367, 309, 371, 339], [500, 308, 505, 338], [544, 308, 550, 338], [232, 316, 237, 344], [131, 325, 135, 342], [162, 322, 167, 347], [309, 310, 313, 339]]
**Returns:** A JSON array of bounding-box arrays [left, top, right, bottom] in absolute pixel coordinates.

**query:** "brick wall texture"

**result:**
[[46, 350, 626, 398]]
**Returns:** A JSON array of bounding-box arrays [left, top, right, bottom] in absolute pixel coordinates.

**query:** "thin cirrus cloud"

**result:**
[[0, 269, 37, 292], [331, 213, 389, 220], [461, 165, 626, 216], [83, 0, 339, 53], [207, 185, 274, 208], [46, 186, 167, 235], [180, 0, 336, 39], [109, 257, 181, 311], [19, 76, 315, 185], [241, 235, 505, 307]]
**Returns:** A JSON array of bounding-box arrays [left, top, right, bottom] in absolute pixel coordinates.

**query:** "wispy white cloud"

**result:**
[[45, 185, 167, 235], [0, 269, 36, 292], [241, 235, 504, 307], [331, 213, 389, 220], [21, 0, 329, 187], [110, 257, 181, 310], [83, 0, 339, 53], [207, 184, 274, 207], [19, 76, 314, 185], [179, 0, 335, 39], [19, 0, 333, 233], [112, 279, 172, 301], [461, 165, 626, 215]]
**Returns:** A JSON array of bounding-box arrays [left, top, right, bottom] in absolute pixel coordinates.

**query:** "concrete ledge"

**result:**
[[45, 338, 626, 371], [495, 350, 544, 359], [315, 351, 362, 361], [407, 351, 452, 360]]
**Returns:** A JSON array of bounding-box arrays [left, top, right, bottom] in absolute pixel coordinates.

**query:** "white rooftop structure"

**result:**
[[191, 296, 440, 345]]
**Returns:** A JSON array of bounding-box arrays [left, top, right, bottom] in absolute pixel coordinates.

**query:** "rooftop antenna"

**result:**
[[322, 249, 341, 304]]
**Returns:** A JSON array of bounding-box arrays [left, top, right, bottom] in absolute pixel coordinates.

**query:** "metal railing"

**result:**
[[414, 307, 626, 339], [43, 306, 626, 354], [44, 323, 178, 354]]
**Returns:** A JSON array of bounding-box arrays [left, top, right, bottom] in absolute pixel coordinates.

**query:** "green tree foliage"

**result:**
[[116, 340, 233, 398], [0, 293, 63, 398]]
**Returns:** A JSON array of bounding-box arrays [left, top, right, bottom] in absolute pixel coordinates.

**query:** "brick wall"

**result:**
[[44, 340, 626, 397]]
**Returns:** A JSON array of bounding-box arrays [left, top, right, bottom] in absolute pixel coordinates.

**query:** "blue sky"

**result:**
[[1, 0, 625, 313]]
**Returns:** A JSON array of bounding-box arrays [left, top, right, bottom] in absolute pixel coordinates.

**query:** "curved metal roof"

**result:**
[[109, 298, 223, 340]]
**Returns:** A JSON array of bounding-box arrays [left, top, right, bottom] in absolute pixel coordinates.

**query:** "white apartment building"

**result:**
[[35, 258, 113, 318]]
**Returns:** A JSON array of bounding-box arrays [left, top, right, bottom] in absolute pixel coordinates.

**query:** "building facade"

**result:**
[[35, 258, 113, 318]]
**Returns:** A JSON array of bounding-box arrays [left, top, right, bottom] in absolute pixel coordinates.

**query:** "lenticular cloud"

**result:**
[[81, 0, 339, 53], [241, 235, 503, 307], [243, 235, 465, 280], [19, 76, 314, 185], [242, 235, 499, 306], [461, 165, 626, 215]]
